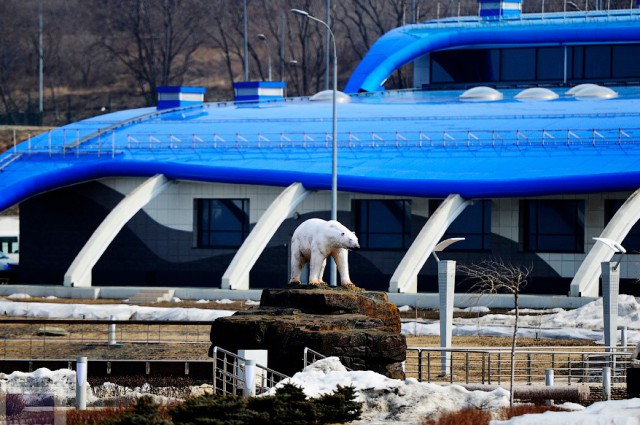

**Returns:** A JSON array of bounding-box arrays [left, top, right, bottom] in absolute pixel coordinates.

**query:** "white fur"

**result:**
[[289, 218, 359, 286]]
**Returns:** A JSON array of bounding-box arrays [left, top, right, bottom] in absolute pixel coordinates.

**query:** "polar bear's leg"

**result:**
[[289, 245, 307, 285], [309, 253, 328, 286], [333, 248, 355, 287]]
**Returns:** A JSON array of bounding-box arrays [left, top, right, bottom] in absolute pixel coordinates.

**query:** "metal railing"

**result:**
[[9, 126, 640, 162], [406, 346, 633, 386], [0, 319, 212, 361], [211, 346, 289, 397], [424, 0, 640, 25]]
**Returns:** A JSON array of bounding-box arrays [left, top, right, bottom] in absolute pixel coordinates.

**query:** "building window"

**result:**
[[605, 199, 640, 251], [353, 200, 411, 250], [520, 200, 585, 253], [429, 200, 492, 251], [195, 199, 250, 248]]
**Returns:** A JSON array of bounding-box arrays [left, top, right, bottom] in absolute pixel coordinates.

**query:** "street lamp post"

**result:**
[[291, 8, 338, 286], [593, 237, 626, 353], [256, 33, 272, 82]]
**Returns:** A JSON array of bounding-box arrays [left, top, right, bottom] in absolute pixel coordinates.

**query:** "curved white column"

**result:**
[[221, 182, 310, 290], [63, 174, 173, 287], [389, 194, 470, 293], [570, 188, 640, 297]]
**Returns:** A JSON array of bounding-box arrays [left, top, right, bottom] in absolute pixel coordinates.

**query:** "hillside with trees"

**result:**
[[0, 0, 628, 126]]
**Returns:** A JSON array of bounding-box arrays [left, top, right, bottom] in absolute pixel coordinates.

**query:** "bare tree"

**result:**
[[457, 258, 532, 407], [100, 0, 206, 105]]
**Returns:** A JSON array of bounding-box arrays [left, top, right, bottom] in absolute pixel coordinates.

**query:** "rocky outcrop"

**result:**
[[209, 286, 406, 379]]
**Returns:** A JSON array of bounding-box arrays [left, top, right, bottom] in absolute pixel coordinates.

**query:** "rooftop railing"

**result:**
[[422, 0, 640, 26], [4, 127, 639, 167]]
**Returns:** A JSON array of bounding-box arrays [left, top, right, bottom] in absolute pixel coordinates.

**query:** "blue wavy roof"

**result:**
[[1, 84, 640, 212], [1, 12, 640, 211]]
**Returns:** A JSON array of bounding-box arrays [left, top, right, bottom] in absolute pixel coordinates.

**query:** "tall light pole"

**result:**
[[256, 33, 272, 81], [291, 8, 338, 287], [325, 0, 331, 91]]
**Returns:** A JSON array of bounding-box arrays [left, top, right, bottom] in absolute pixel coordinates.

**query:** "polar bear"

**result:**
[[289, 218, 359, 287]]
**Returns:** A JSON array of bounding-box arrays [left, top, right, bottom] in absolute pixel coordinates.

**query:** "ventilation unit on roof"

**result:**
[[459, 86, 503, 101], [309, 90, 351, 103], [156, 86, 206, 110], [514, 87, 559, 101], [478, 0, 523, 19], [566, 84, 618, 99], [233, 81, 286, 103]]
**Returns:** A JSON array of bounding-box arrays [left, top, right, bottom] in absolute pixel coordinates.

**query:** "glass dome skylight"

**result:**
[[459, 86, 503, 101]]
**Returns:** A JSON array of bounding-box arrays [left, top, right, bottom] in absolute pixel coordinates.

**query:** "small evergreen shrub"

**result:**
[[315, 385, 362, 424], [171, 394, 268, 425]]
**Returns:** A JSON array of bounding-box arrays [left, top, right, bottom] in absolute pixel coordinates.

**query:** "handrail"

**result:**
[[6, 126, 640, 161]]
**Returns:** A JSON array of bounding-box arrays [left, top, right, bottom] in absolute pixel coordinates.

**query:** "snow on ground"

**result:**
[[1, 293, 640, 423], [277, 357, 511, 424], [402, 294, 640, 344], [0, 298, 236, 321]]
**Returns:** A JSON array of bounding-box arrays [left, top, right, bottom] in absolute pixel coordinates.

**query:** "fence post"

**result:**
[[546, 368, 555, 406], [603, 366, 612, 400], [243, 359, 256, 398], [527, 353, 532, 385], [76, 356, 88, 410], [621, 326, 628, 351], [108, 315, 117, 345], [545, 368, 554, 386]]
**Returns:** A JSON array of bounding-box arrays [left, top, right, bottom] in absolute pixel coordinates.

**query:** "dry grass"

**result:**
[[421, 404, 571, 425]]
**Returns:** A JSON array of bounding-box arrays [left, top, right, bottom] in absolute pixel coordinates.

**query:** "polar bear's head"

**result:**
[[327, 220, 360, 250]]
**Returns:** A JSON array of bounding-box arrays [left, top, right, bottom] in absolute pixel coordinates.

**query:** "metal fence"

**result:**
[[0, 319, 212, 361], [9, 126, 640, 164], [406, 346, 633, 386], [211, 346, 289, 397]]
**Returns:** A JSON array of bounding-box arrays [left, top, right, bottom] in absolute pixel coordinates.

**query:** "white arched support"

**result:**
[[63, 174, 173, 287], [570, 188, 640, 297], [221, 182, 310, 290], [389, 194, 470, 293]]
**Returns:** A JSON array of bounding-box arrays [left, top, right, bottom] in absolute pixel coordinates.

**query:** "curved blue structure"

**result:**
[[345, 11, 640, 93], [1, 86, 640, 213]]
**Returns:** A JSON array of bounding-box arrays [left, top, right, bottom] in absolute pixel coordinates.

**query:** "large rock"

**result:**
[[209, 286, 406, 379]]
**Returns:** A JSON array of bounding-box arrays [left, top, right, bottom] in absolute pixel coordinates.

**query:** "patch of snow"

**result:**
[[195, 299, 210, 304], [245, 299, 260, 306], [455, 306, 490, 313], [398, 305, 413, 312], [170, 297, 182, 302], [215, 299, 234, 304], [7, 293, 31, 299], [276, 357, 510, 423]]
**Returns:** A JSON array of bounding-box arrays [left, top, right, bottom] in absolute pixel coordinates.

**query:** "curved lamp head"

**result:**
[[593, 237, 626, 270], [432, 237, 465, 262], [257, 33, 267, 41], [291, 8, 310, 17]]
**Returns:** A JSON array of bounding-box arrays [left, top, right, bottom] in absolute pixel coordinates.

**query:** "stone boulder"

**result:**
[[209, 286, 406, 379]]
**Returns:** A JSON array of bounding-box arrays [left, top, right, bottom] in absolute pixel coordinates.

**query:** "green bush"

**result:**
[[101, 383, 362, 425], [170, 382, 362, 425], [315, 385, 362, 424], [171, 394, 268, 425]]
